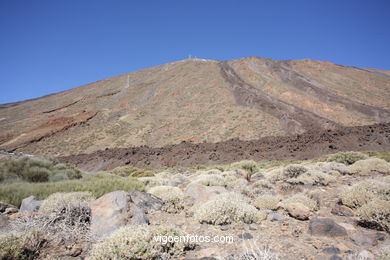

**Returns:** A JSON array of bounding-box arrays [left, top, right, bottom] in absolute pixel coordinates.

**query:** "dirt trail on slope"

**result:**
[[58, 123, 390, 172]]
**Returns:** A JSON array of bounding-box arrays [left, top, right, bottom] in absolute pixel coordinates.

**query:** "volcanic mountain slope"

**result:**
[[0, 57, 390, 156]]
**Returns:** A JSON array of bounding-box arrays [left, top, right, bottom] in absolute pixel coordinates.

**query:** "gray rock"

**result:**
[[322, 247, 341, 255], [308, 218, 348, 237], [358, 250, 375, 260], [19, 196, 43, 212], [267, 212, 284, 222], [329, 256, 343, 260], [184, 183, 227, 205], [238, 233, 253, 239], [350, 232, 378, 246], [129, 204, 149, 225], [128, 190, 163, 213], [90, 191, 132, 237]]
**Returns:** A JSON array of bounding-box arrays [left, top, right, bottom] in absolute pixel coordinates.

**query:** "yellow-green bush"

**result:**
[[89, 225, 195, 260], [148, 186, 184, 213], [326, 151, 368, 165], [347, 158, 390, 175], [357, 199, 390, 232], [253, 194, 281, 210], [110, 165, 155, 177], [194, 193, 260, 225], [230, 160, 259, 176], [0, 173, 143, 207]]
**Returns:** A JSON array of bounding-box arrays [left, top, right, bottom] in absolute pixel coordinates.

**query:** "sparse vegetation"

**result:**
[[194, 193, 260, 225], [192, 174, 226, 186], [230, 160, 259, 181], [89, 225, 195, 260], [0, 172, 143, 207], [326, 151, 368, 165], [148, 186, 184, 213]]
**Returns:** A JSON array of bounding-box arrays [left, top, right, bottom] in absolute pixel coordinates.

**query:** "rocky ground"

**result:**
[[0, 153, 389, 259]]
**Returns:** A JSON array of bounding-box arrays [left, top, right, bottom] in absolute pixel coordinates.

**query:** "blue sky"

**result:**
[[0, 0, 389, 104]]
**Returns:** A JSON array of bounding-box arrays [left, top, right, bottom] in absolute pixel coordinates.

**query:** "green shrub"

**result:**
[[364, 151, 390, 162], [357, 199, 390, 232], [0, 173, 144, 207], [0, 157, 82, 183], [89, 225, 195, 260], [148, 186, 184, 213], [326, 152, 368, 165], [194, 193, 260, 225], [253, 194, 281, 210], [347, 158, 390, 175], [340, 181, 389, 208], [230, 160, 259, 180]]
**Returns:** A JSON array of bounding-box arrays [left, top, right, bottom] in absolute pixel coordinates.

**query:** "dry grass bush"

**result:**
[[253, 194, 281, 210], [89, 225, 195, 260], [340, 181, 389, 209], [148, 186, 184, 213], [282, 193, 318, 211], [266, 164, 334, 186], [0, 157, 82, 183], [12, 192, 94, 243], [0, 230, 46, 260], [357, 199, 390, 232], [240, 180, 274, 198], [347, 158, 390, 175], [326, 151, 368, 165], [238, 242, 280, 260], [194, 193, 260, 225], [191, 174, 226, 186], [230, 160, 259, 181]]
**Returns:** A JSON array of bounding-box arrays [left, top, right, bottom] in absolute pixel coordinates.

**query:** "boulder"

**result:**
[[331, 204, 354, 217], [129, 204, 149, 225], [267, 212, 284, 222], [184, 183, 227, 206], [0, 201, 17, 214], [285, 202, 311, 220], [308, 218, 348, 237], [19, 196, 43, 212], [128, 190, 163, 212], [90, 191, 134, 237], [350, 232, 378, 247]]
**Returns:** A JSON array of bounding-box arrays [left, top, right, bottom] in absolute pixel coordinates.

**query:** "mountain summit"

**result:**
[[1, 57, 390, 156]]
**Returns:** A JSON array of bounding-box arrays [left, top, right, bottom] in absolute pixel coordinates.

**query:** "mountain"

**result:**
[[1, 57, 390, 157]]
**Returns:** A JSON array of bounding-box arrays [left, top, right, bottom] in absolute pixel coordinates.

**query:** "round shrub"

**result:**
[[253, 194, 281, 210], [22, 166, 50, 182], [340, 181, 389, 209], [39, 191, 94, 214], [192, 174, 226, 186], [357, 199, 390, 232], [347, 158, 390, 176], [89, 225, 195, 260], [194, 193, 261, 225], [148, 186, 184, 213]]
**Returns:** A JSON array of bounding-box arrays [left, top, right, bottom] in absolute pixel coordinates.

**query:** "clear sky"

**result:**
[[1, 0, 389, 104]]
